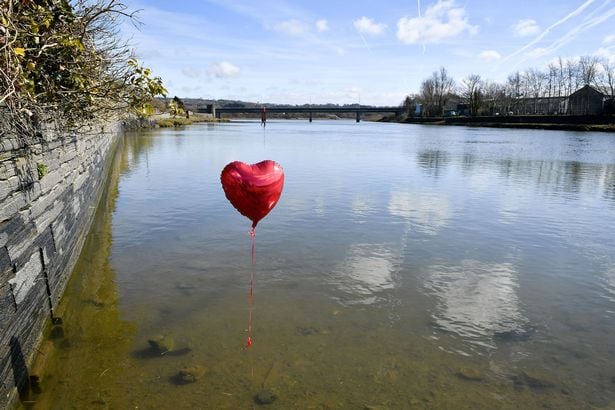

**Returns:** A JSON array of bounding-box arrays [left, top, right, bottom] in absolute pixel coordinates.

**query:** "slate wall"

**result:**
[[0, 122, 121, 407]]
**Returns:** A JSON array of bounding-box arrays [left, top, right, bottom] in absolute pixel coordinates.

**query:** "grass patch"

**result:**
[[154, 115, 228, 127], [155, 117, 193, 127], [37, 163, 49, 179]]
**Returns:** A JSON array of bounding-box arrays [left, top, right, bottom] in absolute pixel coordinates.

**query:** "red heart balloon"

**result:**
[[220, 160, 284, 228]]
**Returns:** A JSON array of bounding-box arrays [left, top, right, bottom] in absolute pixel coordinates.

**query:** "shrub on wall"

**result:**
[[0, 0, 166, 136]]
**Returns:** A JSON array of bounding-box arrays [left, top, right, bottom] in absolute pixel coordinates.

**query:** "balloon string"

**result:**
[[246, 227, 255, 349]]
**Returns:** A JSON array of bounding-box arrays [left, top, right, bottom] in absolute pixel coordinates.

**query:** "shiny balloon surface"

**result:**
[[220, 160, 284, 228]]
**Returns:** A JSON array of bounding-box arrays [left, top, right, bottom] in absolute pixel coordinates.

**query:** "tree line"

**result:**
[[403, 56, 615, 117]]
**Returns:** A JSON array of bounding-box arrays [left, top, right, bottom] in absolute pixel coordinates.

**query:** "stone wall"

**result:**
[[0, 121, 121, 407]]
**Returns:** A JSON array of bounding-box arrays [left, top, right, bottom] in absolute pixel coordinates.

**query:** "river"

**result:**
[[30, 120, 615, 408]]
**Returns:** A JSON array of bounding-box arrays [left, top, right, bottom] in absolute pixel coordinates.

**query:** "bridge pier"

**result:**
[[356, 111, 361, 123]]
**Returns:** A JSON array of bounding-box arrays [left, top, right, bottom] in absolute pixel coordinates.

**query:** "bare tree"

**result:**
[[556, 57, 564, 98], [506, 71, 522, 114], [419, 77, 437, 116], [401, 94, 419, 116], [433, 67, 455, 116], [482, 80, 506, 115], [524, 68, 547, 114], [565, 58, 579, 96], [600, 58, 615, 97], [578, 55, 601, 87], [461, 74, 482, 116]]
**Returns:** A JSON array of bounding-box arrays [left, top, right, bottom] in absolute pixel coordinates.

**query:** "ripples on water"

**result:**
[[34, 121, 615, 408]]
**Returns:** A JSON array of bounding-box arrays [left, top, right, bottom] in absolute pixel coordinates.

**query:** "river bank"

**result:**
[[381, 114, 615, 132], [127, 113, 228, 129]]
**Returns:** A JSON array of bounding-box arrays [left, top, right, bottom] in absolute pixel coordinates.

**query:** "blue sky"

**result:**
[[122, 0, 615, 105]]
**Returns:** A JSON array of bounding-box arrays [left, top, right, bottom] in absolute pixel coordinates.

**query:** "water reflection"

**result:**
[[350, 196, 374, 219], [417, 150, 449, 178], [121, 130, 156, 175], [333, 244, 397, 304], [31, 123, 615, 408], [31, 135, 138, 408], [388, 190, 452, 235], [425, 260, 527, 349], [604, 266, 615, 306], [460, 152, 615, 201]]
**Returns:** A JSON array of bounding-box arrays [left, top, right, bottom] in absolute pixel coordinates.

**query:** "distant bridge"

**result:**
[[196, 105, 402, 122]]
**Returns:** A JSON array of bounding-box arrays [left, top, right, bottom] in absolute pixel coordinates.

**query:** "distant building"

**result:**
[[415, 103, 423, 116], [567, 85, 606, 115], [512, 96, 567, 115]]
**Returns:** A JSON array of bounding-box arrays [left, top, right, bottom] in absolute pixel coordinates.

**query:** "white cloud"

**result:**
[[389, 190, 451, 235], [316, 19, 329, 32], [425, 260, 525, 345], [354, 16, 387, 36], [396, 0, 477, 44], [604, 34, 615, 44], [207, 61, 240, 78], [479, 50, 501, 61], [596, 47, 615, 63], [273, 19, 310, 36], [513, 19, 541, 37], [181, 66, 201, 78]]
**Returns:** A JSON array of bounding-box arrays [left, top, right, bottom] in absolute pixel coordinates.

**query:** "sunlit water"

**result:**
[[32, 121, 615, 408]]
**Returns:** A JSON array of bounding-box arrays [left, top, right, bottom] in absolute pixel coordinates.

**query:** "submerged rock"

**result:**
[[29, 375, 42, 394], [512, 371, 555, 389], [175, 365, 206, 384], [455, 367, 484, 381], [50, 325, 65, 339], [295, 326, 320, 336], [175, 282, 196, 296], [254, 389, 276, 405], [493, 327, 536, 342], [148, 335, 175, 354]]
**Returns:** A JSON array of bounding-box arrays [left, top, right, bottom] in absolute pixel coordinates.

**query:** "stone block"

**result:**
[[29, 185, 64, 220], [0, 179, 11, 202], [33, 198, 64, 234], [50, 219, 66, 256], [0, 159, 18, 180], [0, 193, 28, 223], [0, 246, 13, 285], [8, 252, 42, 305], [3, 214, 36, 271], [38, 169, 63, 194], [0, 282, 16, 325]]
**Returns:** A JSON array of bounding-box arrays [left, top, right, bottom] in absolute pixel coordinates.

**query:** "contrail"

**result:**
[[501, 0, 597, 64], [358, 30, 373, 54], [515, 5, 615, 66], [417, 0, 426, 53]]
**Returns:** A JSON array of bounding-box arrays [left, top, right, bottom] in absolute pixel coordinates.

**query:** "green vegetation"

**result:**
[[156, 118, 192, 128], [37, 163, 49, 179], [168, 96, 187, 118], [0, 0, 166, 134], [154, 114, 226, 128]]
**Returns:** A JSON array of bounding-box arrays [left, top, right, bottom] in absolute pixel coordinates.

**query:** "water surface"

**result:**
[[34, 121, 615, 408]]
